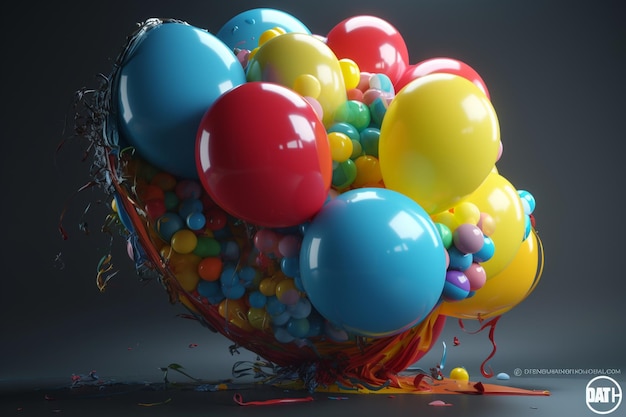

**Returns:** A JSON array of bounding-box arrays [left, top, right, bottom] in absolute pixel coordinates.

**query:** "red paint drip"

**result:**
[[233, 393, 314, 406], [458, 316, 502, 378]]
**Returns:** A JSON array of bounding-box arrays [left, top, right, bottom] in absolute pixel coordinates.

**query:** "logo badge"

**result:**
[[586, 376, 622, 414]]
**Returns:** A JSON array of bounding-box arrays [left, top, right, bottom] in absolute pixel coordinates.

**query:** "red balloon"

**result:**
[[395, 57, 490, 99], [326, 15, 409, 85], [196, 82, 332, 228]]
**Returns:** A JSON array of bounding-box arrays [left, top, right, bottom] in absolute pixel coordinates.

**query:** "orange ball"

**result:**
[[197, 257, 223, 281]]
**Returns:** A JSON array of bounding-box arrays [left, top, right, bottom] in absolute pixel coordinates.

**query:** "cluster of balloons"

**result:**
[[105, 8, 543, 373]]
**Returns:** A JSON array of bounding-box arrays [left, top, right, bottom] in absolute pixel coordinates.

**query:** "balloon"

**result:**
[[440, 229, 543, 319], [453, 223, 484, 254], [299, 188, 446, 337], [80, 11, 544, 392], [395, 57, 490, 98], [460, 172, 526, 278], [196, 82, 332, 228], [449, 367, 470, 381], [116, 21, 246, 179], [326, 15, 409, 85], [246, 33, 347, 127], [379, 73, 500, 214], [442, 270, 470, 302], [215, 8, 311, 51]]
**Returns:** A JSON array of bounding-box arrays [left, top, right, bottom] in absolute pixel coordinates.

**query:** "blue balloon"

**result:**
[[248, 290, 267, 308], [473, 236, 495, 263], [155, 212, 184, 241], [216, 8, 311, 51], [447, 246, 473, 271], [116, 21, 246, 179], [299, 188, 446, 338]]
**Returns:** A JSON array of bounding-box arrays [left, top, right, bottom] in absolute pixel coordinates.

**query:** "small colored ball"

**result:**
[[449, 367, 470, 381]]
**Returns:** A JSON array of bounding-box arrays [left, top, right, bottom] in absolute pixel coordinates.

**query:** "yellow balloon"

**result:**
[[440, 229, 544, 320], [160, 246, 202, 292], [246, 32, 347, 127], [293, 73, 321, 99], [460, 171, 525, 278], [352, 155, 382, 187], [339, 58, 360, 90], [247, 307, 271, 331], [328, 131, 353, 162], [453, 202, 481, 225], [379, 73, 500, 214]]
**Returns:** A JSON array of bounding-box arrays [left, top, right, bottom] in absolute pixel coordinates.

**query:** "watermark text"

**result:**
[[513, 368, 621, 377]]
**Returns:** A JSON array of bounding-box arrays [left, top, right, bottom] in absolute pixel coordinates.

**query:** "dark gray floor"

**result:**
[[1, 377, 621, 417]]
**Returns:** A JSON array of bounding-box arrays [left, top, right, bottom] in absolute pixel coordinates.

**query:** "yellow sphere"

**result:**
[[449, 367, 470, 381], [431, 210, 459, 232], [328, 131, 353, 162], [453, 202, 481, 225], [246, 32, 347, 127], [293, 74, 322, 99], [352, 155, 382, 188], [339, 58, 360, 90], [379, 74, 500, 214], [258, 28, 283, 47], [247, 307, 271, 331], [171, 229, 198, 254]]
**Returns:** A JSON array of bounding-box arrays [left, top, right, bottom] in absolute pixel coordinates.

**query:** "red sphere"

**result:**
[[326, 15, 409, 85], [196, 82, 332, 228], [395, 57, 490, 98]]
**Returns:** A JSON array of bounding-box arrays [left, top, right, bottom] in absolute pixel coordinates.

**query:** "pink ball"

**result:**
[[254, 229, 279, 254], [278, 234, 302, 258], [464, 262, 487, 291]]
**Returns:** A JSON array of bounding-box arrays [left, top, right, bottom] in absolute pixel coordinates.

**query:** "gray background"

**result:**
[[1, 0, 624, 392]]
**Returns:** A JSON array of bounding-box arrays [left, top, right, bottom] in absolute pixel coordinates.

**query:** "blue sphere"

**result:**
[[216, 8, 311, 51], [447, 246, 473, 271], [116, 21, 246, 179], [299, 188, 446, 337], [473, 236, 496, 263]]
